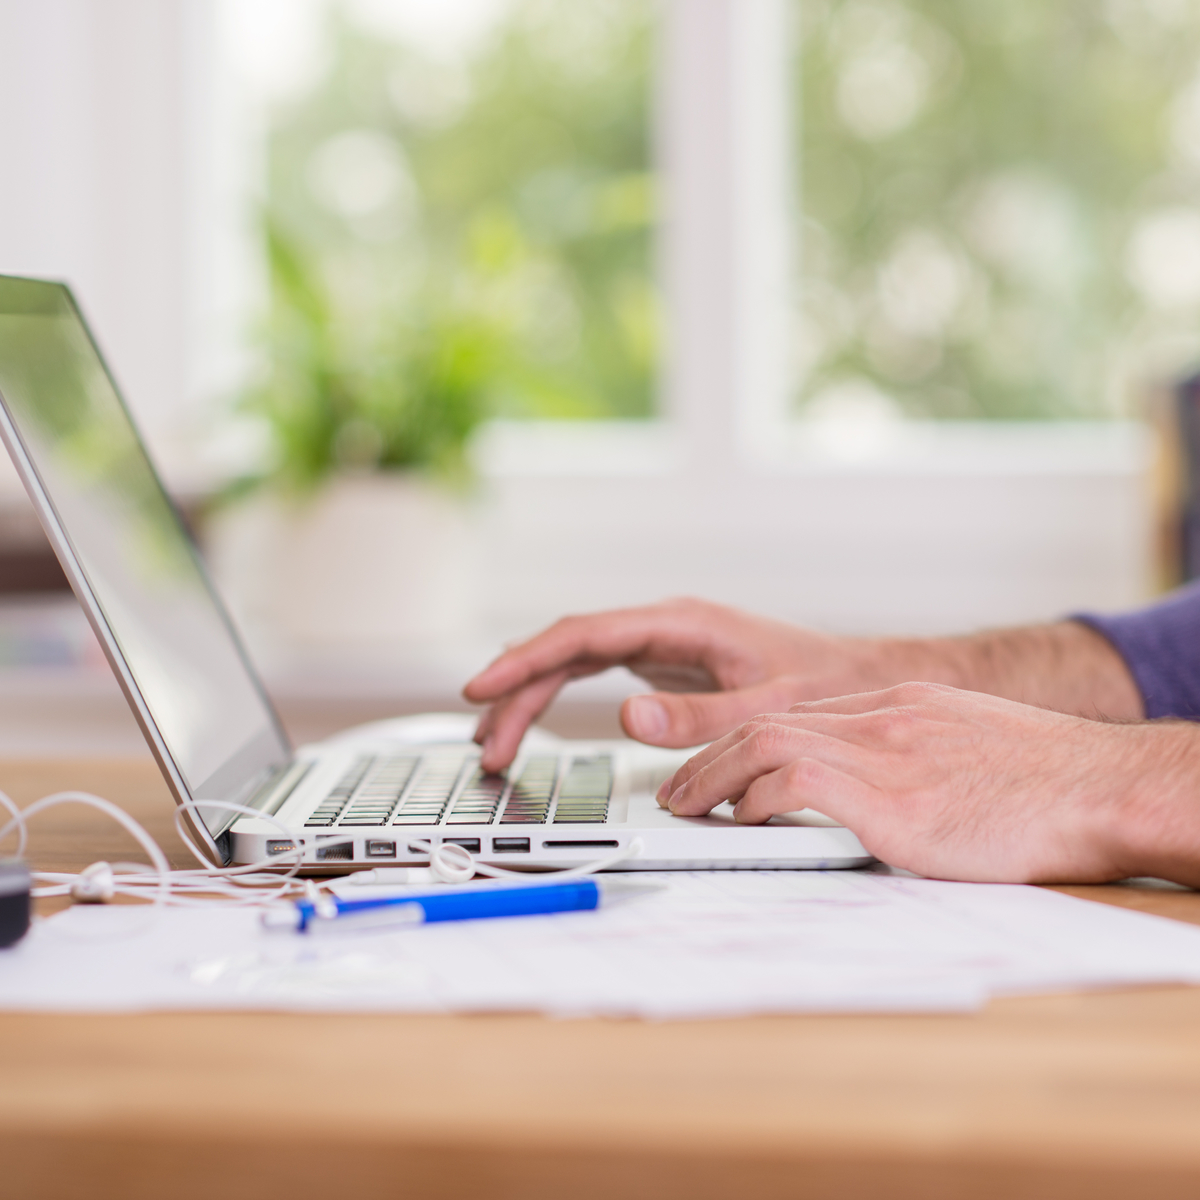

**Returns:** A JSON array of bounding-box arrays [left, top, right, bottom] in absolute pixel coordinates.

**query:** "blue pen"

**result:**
[[264, 878, 659, 934]]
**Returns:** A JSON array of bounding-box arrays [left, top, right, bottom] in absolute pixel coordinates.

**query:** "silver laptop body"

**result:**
[[0, 275, 871, 872]]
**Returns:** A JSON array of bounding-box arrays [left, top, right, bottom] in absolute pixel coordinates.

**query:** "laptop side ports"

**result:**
[[492, 837, 530, 853], [365, 840, 396, 858], [541, 840, 619, 849]]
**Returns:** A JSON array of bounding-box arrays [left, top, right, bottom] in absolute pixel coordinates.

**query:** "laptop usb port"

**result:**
[[365, 840, 396, 858], [443, 838, 481, 854], [316, 842, 353, 862], [266, 840, 296, 856], [492, 837, 530, 853]]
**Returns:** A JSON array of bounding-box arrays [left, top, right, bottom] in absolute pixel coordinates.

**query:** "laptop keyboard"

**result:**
[[303, 752, 613, 829]]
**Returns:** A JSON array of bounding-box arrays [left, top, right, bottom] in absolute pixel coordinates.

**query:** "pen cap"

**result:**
[[0, 859, 31, 949]]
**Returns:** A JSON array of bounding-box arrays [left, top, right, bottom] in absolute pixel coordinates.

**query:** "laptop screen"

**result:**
[[0, 277, 290, 834]]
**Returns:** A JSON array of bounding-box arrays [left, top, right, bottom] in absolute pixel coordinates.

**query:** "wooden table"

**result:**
[[4, 758, 1200, 1200]]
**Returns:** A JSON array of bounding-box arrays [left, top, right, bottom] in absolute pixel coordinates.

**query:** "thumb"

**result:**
[[621, 680, 796, 747]]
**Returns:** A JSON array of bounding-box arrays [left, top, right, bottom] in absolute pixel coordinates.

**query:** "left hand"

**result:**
[[657, 682, 1200, 884]]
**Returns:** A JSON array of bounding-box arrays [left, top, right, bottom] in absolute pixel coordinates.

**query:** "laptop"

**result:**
[[0, 274, 871, 872]]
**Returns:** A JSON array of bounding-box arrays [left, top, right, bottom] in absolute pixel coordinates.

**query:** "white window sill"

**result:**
[[473, 418, 1153, 480]]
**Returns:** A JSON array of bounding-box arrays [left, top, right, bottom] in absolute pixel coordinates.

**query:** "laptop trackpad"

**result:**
[[624, 790, 843, 829]]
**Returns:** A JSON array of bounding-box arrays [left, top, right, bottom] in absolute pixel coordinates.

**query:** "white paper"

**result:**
[[4, 870, 1200, 1018]]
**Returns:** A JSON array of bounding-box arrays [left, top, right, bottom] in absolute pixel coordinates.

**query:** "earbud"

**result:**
[[70, 861, 116, 903]]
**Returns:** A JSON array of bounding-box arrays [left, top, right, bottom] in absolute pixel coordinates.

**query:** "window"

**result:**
[[0, 3, 1155, 647], [219, 0, 1154, 639], [241, 0, 658, 466], [795, 0, 1200, 423]]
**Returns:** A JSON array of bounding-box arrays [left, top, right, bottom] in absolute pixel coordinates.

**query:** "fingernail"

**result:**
[[626, 696, 668, 739], [656, 779, 672, 806], [666, 787, 684, 813]]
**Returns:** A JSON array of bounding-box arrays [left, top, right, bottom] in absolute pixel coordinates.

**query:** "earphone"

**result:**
[[0, 788, 644, 925]]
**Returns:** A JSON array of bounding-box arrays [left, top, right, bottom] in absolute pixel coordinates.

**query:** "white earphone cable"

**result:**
[[0, 789, 645, 922], [405, 837, 644, 885]]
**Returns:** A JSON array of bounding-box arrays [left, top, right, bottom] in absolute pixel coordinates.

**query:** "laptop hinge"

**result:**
[[243, 759, 313, 818], [200, 759, 307, 844]]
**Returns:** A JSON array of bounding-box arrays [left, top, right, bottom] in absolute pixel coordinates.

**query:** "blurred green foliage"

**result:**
[[248, 0, 1193, 453], [249, 0, 657, 491], [246, 220, 495, 489], [797, 0, 1200, 419]]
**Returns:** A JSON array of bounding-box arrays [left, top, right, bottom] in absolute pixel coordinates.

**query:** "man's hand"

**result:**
[[463, 598, 1142, 772], [463, 598, 955, 771], [658, 682, 1200, 885]]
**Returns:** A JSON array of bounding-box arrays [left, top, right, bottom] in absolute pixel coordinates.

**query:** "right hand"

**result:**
[[651, 682, 1182, 884], [462, 598, 944, 771]]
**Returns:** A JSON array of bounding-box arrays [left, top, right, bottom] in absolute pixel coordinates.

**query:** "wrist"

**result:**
[[1106, 722, 1200, 885], [881, 622, 1144, 719], [851, 635, 976, 692]]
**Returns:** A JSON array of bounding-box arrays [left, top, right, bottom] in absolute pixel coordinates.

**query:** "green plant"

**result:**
[[258, 1, 657, 430], [233, 0, 657, 495], [240, 219, 495, 493]]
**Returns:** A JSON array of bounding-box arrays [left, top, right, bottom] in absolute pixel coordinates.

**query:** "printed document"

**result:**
[[3, 870, 1200, 1018]]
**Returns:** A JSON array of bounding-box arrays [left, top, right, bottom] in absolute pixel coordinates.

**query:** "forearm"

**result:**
[[882, 621, 1143, 720]]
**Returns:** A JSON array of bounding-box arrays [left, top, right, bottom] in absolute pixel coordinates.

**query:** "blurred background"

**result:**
[[0, 0, 1194, 753]]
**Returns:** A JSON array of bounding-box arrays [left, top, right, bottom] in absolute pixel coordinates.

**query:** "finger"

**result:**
[[666, 721, 871, 817], [462, 605, 718, 703], [655, 722, 761, 806], [473, 691, 516, 745], [731, 758, 880, 827], [476, 650, 651, 754], [463, 611, 652, 701], [476, 670, 570, 772], [622, 677, 804, 749], [654, 705, 815, 805], [472, 660, 606, 748], [473, 692, 506, 744], [472, 705, 496, 746]]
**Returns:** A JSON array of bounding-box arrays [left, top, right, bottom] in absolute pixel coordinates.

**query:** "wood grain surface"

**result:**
[[3, 757, 1200, 1200]]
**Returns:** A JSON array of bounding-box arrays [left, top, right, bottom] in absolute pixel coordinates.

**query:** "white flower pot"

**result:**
[[206, 473, 478, 664]]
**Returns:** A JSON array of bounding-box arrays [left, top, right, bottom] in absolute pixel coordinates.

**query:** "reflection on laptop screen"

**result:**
[[0, 277, 288, 817]]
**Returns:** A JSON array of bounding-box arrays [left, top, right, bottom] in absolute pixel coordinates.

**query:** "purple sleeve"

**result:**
[[1074, 581, 1200, 719]]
